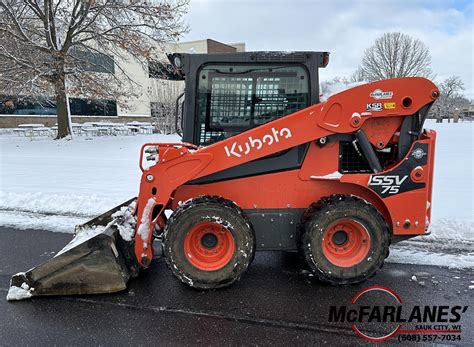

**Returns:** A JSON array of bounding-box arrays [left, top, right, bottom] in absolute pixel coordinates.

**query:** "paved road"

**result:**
[[0, 227, 472, 345]]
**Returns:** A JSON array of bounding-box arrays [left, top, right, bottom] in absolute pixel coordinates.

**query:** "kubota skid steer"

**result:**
[[8, 52, 439, 300]]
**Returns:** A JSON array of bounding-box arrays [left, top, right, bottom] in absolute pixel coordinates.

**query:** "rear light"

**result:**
[[322, 52, 330, 67]]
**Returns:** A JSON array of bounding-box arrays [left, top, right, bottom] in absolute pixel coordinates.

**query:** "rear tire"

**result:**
[[163, 196, 255, 289], [300, 195, 390, 285]]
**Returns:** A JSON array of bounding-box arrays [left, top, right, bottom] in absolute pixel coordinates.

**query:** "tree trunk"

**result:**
[[54, 61, 71, 139]]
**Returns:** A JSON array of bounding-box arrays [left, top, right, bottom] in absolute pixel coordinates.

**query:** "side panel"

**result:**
[[370, 134, 436, 235], [245, 209, 304, 251], [344, 133, 436, 235], [189, 144, 309, 184]]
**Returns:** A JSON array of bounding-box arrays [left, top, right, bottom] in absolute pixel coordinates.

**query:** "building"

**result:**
[[0, 39, 245, 128], [460, 103, 474, 121]]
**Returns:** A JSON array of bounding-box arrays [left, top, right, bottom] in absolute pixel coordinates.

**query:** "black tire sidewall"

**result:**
[[303, 197, 390, 284], [164, 199, 254, 289]]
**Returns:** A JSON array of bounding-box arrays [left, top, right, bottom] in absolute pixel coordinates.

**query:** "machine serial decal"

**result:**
[[368, 175, 408, 194], [384, 102, 396, 109], [224, 127, 292, 158], [370, 89, 393, 100], [366, 102, 383, 111]]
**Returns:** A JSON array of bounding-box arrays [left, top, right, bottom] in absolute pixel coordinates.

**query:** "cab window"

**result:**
[[196, 64, 309, 145]]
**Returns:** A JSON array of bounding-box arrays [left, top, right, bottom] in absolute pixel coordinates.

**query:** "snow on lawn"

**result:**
[[0, 121, 472, 268], [426, 120, 473, 222], [0, 133, 179, 232]]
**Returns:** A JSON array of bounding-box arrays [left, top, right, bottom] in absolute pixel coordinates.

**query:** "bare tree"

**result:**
[[430, 75, 467, 123], [360, 32, 433, 81], [148, 77, 183, 134], [349, 66, 366, 83], [320, 76, 349, 98], [0, 0, 189, 138]]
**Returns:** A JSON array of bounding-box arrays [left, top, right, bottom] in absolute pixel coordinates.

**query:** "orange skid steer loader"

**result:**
[[8, 52, 439, 300]]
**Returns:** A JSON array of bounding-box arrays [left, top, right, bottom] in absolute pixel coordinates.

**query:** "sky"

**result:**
[[182, 0, 474, 99]]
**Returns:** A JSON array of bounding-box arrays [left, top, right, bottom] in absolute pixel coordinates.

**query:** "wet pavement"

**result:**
[[0, 227, 472, 345]]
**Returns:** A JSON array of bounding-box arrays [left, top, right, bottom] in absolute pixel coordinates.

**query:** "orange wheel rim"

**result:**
[[184, 222, 235, 271], [322, 219, 371, 268]]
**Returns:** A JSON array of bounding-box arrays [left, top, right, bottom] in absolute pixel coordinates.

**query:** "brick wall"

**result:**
[[206, 39, 237, 53]]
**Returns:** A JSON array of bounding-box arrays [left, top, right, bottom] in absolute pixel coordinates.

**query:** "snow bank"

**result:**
[[0, 191, 119, 219], [428, 218, 474, 241], [388, 249, 474, 269], [0, 134, 179, 233], [0, 210, 86, 233], [387, 218, 474, 268]]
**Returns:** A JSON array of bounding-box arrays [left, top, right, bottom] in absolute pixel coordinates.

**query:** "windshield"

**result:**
[[196, 64, 309, 145]]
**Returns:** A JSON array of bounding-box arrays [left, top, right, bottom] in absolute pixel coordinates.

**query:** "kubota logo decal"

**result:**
[[369, 175, 408, 194], [224, 127, 292, 158]]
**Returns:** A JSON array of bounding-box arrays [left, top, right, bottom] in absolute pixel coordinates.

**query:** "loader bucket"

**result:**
[[7, 198, 138, 301]]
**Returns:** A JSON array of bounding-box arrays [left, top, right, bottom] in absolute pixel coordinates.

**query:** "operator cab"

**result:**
[[167, 51, 329, 146]]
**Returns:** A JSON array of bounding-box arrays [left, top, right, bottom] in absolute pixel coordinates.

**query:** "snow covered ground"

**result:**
[[0, 121, 472, 268], [0, 133, 179, 232]]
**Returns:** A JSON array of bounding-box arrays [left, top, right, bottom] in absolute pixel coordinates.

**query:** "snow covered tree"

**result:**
[[349, 67, 366, 83], [320, 76, 349, 98], [359, 32, 433, 81], [0, 0, 189, 139], [320, 76, 367, 101], [430, 76, 468, 122]]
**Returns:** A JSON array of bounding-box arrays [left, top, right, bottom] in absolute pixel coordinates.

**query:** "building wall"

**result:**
[[461, 104, 474, 120], [114, 51, 154, 118], [114, 39, 244, 119], [206, 39, 237, 53], [170, 40, 209, 54], [227, 42, 246, 52]]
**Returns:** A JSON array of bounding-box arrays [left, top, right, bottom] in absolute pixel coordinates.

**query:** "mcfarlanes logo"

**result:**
[[328, 286, 468, 342]]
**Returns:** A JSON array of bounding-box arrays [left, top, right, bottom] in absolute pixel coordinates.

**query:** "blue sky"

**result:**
[[182, 0, 473, 99]]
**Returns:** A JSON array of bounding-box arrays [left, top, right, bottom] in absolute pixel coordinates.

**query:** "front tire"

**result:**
[[300, 195, 390, 284], [163, 196, 255, 290]]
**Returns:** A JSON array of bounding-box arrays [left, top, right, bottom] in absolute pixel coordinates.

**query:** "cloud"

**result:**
[[183, 0, 473, 98]]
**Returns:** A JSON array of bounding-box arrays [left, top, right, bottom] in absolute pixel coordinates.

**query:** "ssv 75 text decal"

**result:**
[[369, 175, 408, 194]]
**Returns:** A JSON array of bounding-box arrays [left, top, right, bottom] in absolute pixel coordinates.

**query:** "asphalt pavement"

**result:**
[[0, 227, 472, 346]]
